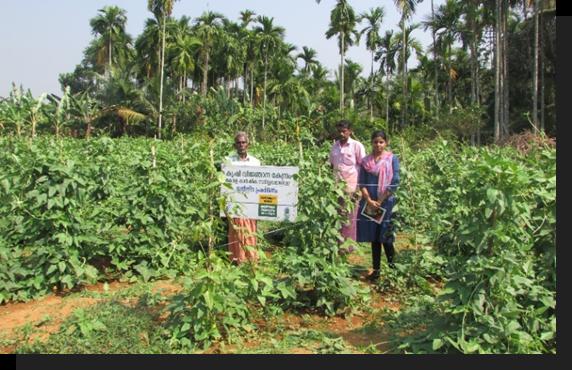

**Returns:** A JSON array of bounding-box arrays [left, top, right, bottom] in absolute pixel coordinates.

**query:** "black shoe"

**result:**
[[367, 270, 380, 281], [388, 262, 396, 269]]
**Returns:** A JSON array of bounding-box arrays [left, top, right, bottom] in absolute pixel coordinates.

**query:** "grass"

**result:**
[[15, 299, 174, 354], [5, 231, 442, 354]]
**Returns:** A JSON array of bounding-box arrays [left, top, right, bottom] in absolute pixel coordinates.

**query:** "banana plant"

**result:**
[[69, 91, 102, 138], [22, 91, 47, 139], [47, 86, 72, 137]]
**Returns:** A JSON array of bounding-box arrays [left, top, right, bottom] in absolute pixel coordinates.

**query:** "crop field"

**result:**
[[0, 135, 556, 354]]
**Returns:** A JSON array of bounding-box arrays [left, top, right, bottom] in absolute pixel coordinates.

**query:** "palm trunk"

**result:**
[[540, 5, 545, 132], [447, 44, 452, 110], [243, 65, 248, 105], [532, 0, 540, 131], [158, 15, 166, 139], [401, 17, 407, 129], [494, 0, 501, 143], [250, 68, 254, 108], [183, 71, 187, 103], [263, 48, 268, 130], [502, 0, 509, 138], [202, 49, 210, 96], [470, 28, 480, 145], [370, 50, 374, 121], [108, 37, 112, 72], [85, 118, 92, 139], [431, 0, 439, 118], [386, 69, 391, 131], [226, 78, 232, 98], [340, 31, 345, 113], [31, 117, 36, 139]]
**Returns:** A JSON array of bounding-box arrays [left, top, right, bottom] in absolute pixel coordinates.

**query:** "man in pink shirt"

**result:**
[[329, 120, 366, 252]]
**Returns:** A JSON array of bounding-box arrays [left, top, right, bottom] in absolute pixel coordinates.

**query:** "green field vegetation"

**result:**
[[0, 0, 557, 355], [0, 134, 555, 353]]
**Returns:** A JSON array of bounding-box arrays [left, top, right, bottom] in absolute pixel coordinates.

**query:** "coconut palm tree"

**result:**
[[253, 16, 286, 129], [147, 0, 178, 139], [359, 6, 385, 120], [89, 6, 129, 74]]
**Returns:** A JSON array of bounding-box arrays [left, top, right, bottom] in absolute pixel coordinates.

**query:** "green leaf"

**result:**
[[83, 265, 98, 282], [203, 290, 213, 310], [432, 338, 444, 351], [486, 188, 498, 203], [91, 320, 107, 332], [46, 264, 57, 275], [257, 296, 266, 306], [134, 262, 152, 283], [540, 331, 554, 341]]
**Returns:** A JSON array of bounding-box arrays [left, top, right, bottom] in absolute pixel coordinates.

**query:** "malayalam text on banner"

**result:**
[[220, 165, 299, 222]]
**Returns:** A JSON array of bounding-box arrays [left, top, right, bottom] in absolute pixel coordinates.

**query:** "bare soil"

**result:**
[[0, 239, 413, 354]]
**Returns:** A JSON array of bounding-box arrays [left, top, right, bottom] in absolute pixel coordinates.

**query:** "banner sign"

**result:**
[[220, 164, 299, 222]]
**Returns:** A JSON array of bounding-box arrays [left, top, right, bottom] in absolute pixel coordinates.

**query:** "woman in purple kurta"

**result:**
[[357, 130, 400, 281]]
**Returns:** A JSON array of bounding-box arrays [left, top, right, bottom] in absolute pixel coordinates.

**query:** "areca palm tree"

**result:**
[[394, 0, 423, 128], [297, 46, 319, 76], [310, 63, 330, 94], [168, 17, 202, 99], [269, 77, 310, 116], [135, 18, 161, 80], [343, 58, 363, 110], [254, 16, 286, 129], [195, 11, 226, 96], [239, 9, 257, 28], [375, 30, 398, 127], [89, 6, 129, 74], [323, 0, 359, 113], [493, 0, 515, 142], [147, 0, 178, 139], [218, 20, 247, 97], [359, 6, 385, 120], [423, 0, 462, 108], [237, 10, 257, 105]]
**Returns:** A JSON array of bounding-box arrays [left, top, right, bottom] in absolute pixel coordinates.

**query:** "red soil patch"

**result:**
[[0, 295, 101, 353], [0, 279, 183, 353], [0, 282, 135, 336]]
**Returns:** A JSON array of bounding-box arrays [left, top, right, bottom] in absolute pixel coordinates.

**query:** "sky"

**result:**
[[0, 0, 445, 98]]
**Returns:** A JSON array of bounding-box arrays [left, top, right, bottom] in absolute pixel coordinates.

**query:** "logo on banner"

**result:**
[[258, 194, 277, 217]]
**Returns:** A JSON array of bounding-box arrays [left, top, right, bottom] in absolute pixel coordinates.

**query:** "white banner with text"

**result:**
[[220, 165, 299, 222]]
